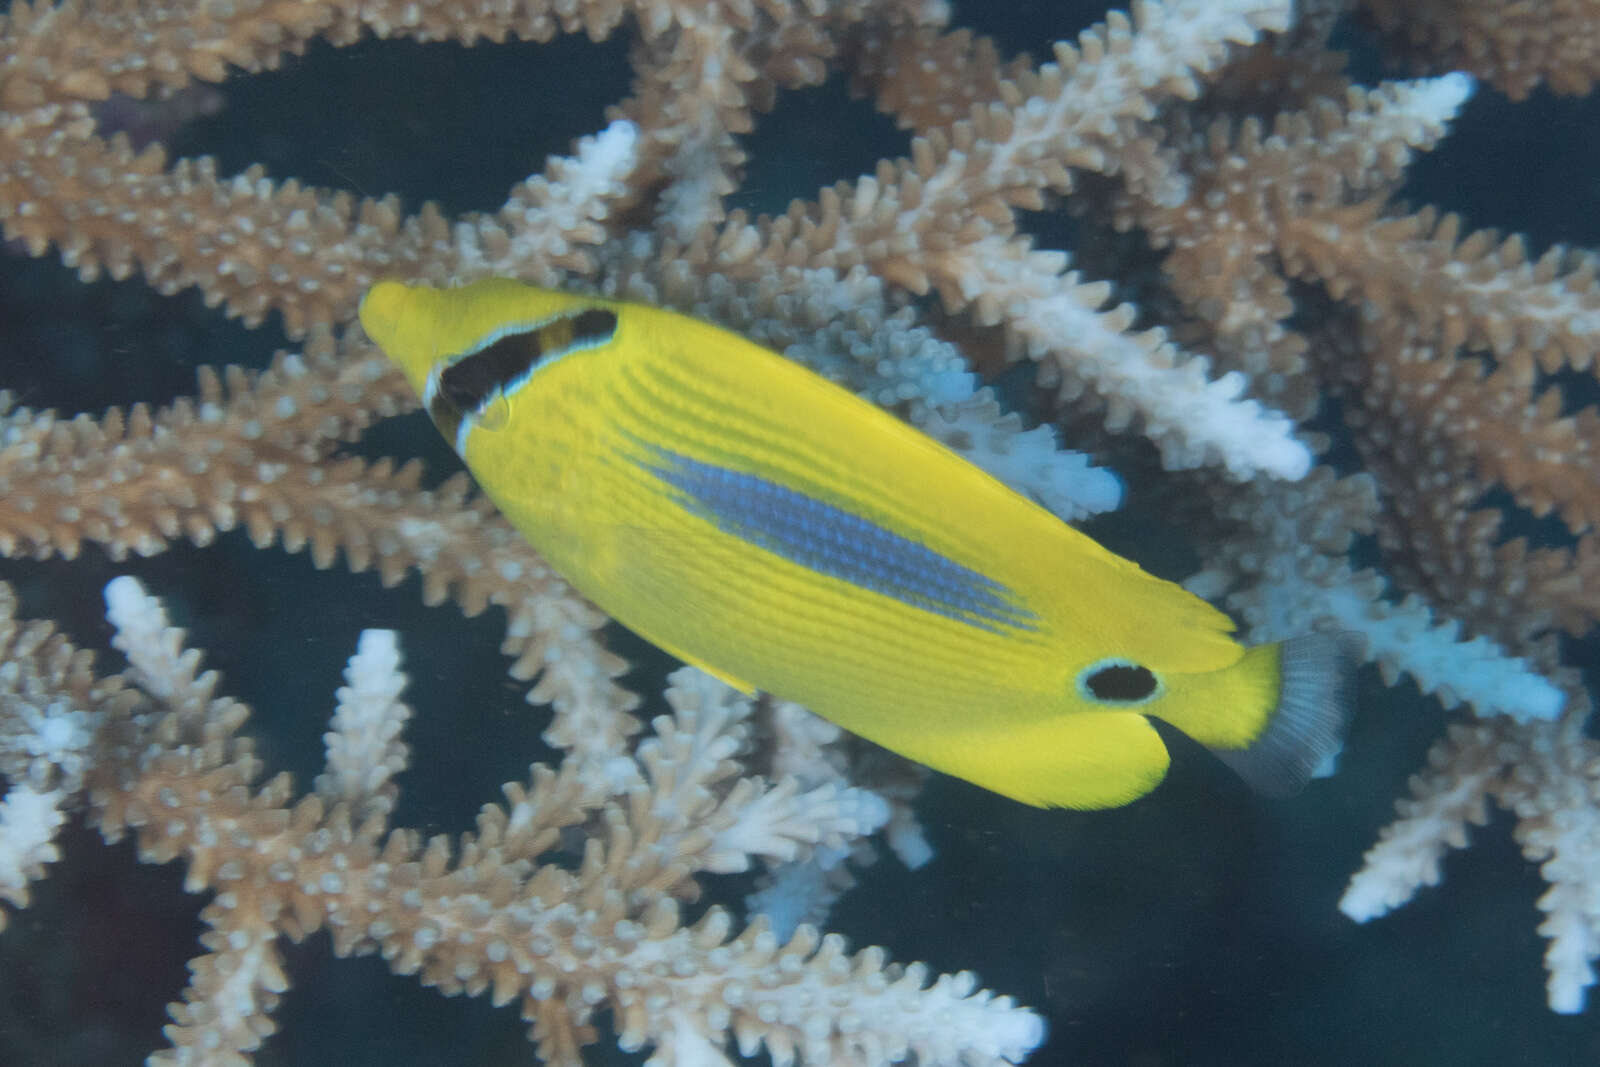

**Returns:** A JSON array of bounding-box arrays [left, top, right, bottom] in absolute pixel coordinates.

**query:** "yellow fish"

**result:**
[[360, 278, 1352, 809]]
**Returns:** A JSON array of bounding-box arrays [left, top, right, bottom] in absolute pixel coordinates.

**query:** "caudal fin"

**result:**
[[1212, 632, 1358, 797]]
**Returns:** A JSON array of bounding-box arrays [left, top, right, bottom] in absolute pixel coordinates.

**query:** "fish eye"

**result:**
[[1077, 659, 1161, 704], [475, 390, 510, 431]]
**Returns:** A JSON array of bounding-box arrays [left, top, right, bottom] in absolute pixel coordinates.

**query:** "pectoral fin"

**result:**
[[605, 522, 760, 695]]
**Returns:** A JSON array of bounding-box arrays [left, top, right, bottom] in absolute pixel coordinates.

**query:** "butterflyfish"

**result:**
[[360, 277, 1353, 810]]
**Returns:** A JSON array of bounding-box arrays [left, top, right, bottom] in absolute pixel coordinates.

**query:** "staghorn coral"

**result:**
[[0, 0, 1598, 1062], [3, 573, 1040, 1064]]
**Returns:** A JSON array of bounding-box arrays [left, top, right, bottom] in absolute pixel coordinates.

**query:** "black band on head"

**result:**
[[429, 307, 618, 438]]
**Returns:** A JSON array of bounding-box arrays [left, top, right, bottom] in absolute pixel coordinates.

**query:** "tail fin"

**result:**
[[1211, 632, 1358, 797]]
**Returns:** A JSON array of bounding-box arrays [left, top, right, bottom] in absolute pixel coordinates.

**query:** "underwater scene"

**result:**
[[1, 0, 1598, 1064]]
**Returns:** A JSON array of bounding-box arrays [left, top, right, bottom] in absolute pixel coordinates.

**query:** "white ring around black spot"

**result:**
[[1076, 658, 1163, 705]]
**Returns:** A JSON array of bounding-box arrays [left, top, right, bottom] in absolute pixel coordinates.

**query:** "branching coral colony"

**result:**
[[1, 0, 1598, 1063]]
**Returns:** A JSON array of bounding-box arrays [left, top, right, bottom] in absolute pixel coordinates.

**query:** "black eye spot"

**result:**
[[1083, 662, 1158, 703]]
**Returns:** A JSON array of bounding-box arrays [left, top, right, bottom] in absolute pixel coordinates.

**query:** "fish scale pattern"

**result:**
[[640, 448, 1039, 634]]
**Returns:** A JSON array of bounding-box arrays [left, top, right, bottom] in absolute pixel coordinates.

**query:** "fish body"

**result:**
[[360, 278, 1351, 809]]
